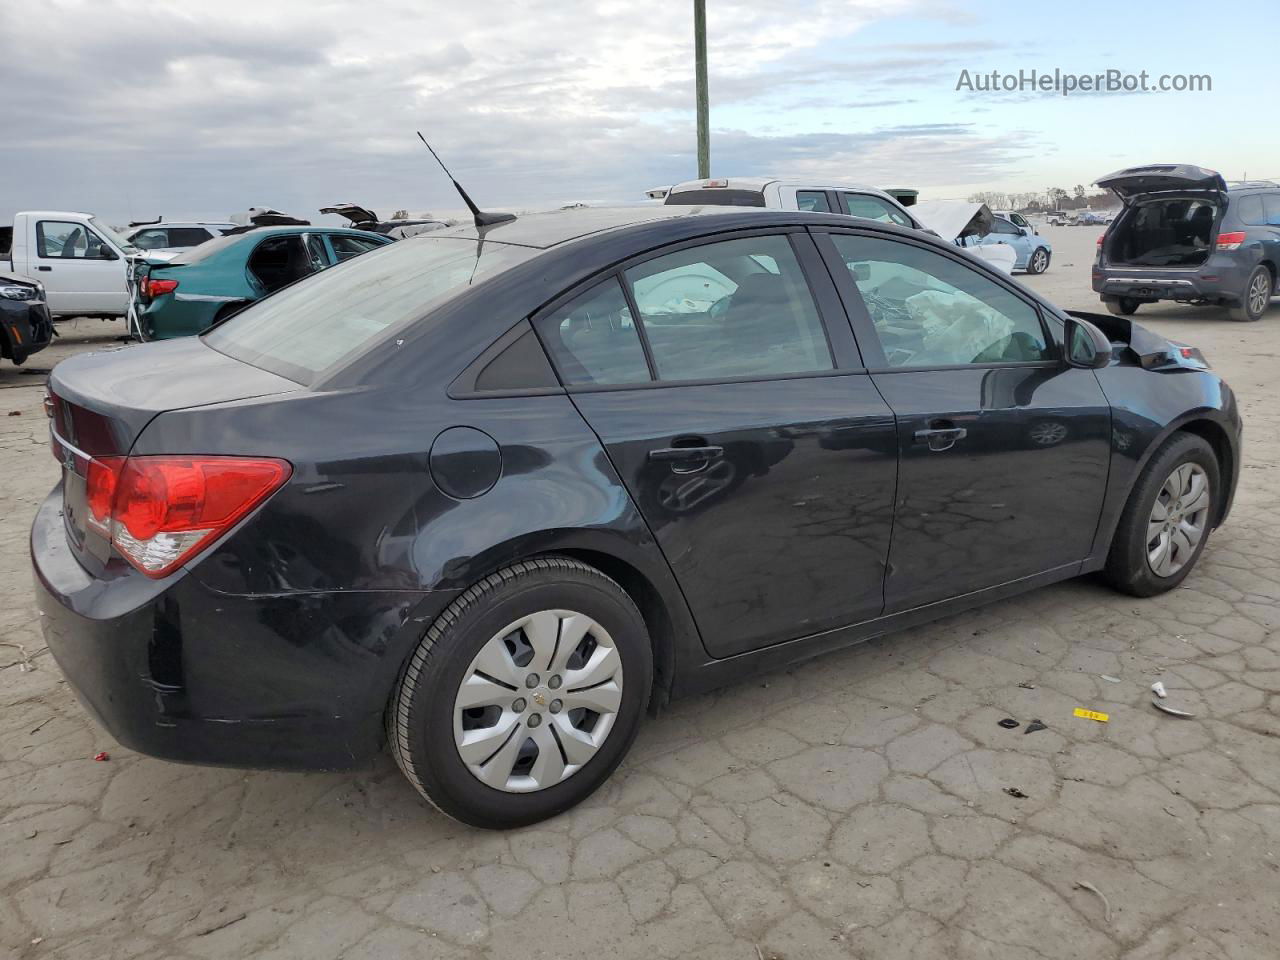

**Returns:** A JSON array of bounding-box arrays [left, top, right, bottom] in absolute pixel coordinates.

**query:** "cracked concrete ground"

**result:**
[[3, 228, 1280, 959]]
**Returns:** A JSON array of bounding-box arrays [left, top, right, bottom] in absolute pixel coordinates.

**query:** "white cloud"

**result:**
[[0, 0, 1026, 221]]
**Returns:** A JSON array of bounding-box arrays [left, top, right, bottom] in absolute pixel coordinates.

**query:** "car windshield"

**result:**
[[204, 236, 537, 384], [91, 217, 138, 255]]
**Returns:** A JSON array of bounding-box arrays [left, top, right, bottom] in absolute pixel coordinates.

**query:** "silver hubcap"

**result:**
[[1248, 272, 1270, 315], [453, 610, 623, 793], [1147, 463, 1210, 578], [1032, 250, 1047, 272]]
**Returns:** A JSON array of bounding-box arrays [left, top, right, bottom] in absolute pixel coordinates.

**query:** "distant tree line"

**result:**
[[967, 186, 1121, 213]]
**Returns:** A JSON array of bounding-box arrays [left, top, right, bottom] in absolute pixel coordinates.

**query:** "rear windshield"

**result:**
[[203, 236, 536, 384], [169, 232, 245, 265], [664, 189, 766, 207]]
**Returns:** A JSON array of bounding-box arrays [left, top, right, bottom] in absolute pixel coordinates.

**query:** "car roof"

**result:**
[[667, 177, 894, 195], [416, 205, 785, 250], [128, 221, 236, 229]]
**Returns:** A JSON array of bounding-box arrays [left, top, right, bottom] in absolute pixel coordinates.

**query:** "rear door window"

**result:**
[[248, 236, 311, 293], [624, 234, 833, 381], [167, 227, 214, 246], [841, 194, 913, 227], [1263, 194, 1280, 226], [532, 279, 651, 386], [329, 234, 384, 262], [796, 191, 832, 212]]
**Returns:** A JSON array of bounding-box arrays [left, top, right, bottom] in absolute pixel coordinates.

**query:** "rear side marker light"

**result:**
[[1216, 232, 1246, 251], [84, 455, 291, 578], [1096, 234, 1105, 247]]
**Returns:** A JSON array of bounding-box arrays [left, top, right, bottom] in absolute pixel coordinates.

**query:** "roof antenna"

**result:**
[[417, 132, 515, 229]]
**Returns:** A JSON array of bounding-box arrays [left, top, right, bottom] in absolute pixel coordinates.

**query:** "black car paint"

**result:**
[[32, 209, 1242, 770], [1, 274, 54, 365]]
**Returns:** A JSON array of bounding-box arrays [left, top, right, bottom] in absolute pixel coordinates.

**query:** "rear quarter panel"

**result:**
[[136, 385, 702, 710]]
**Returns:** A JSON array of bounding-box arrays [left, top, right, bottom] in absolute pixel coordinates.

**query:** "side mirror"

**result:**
[[97, 246, 117, 260], [1064, 316, 1112, 369]]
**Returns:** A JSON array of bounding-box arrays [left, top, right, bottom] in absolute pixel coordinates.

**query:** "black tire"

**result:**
[[1226, 265, 1273, 322], [1026, 247, 1050, 275], [1105, 296, 1141, 317], [1103, 432, 1220, 597], [388, 557, 652, 828]]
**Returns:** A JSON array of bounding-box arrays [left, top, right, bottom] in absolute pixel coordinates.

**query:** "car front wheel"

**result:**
[[1103, 432, 1219, 597], [1026, 247, 1050, 274], [388, 557, 652, 828]]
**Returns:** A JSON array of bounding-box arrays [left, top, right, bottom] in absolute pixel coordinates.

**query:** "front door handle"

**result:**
[[913, 423, 967, 452], [36, 266, 52, 272]]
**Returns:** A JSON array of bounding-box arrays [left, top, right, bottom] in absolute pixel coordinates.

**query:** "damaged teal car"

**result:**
[[132, 226, 391, 339]]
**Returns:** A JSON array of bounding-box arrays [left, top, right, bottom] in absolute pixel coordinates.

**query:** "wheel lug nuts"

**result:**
[[512, 698, 526, 713], [550, 699, 563, 714], [528, 713, 542, 727], [547, 675, 562, 689], [525, 673, 540, 688]]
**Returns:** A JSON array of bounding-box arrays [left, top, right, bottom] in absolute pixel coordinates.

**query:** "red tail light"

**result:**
[[139, 276, 178, 298], [83, 455, 291, 577], [1096, 233, 1105, 247], [1216, 232, 1246, 251]]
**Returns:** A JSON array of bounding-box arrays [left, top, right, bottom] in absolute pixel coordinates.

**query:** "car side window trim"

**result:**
[[526, 225, 866, 393], [809, 226, 1061, 372]]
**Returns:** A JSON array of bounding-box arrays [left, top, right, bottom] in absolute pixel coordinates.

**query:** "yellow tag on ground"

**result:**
[[1073, 708, 1110, 723]]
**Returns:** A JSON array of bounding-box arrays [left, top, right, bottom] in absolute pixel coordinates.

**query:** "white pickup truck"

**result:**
[[1, 211, 136, 317]]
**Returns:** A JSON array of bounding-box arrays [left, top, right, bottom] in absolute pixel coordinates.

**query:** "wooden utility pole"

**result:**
[[694, 0, 710, 178]]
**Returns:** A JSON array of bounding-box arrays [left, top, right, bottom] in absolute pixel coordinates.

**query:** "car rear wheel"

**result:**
[[388, 557, 652, 828], [1026, 247, 1050, 274], [1105, 296, 1141, 316], [1227, 266, 1273, 322], [1103, 432, 1219, 597]]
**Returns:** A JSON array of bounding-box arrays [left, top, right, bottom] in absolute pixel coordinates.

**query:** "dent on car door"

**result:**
[[532, 230, 898, 658], [818, 230, 1111, 612]]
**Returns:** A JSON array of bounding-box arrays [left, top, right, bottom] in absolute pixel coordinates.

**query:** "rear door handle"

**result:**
[[913, 424, 967, 452], [648, 445, 724, 461], [649, 439, 724, 474]]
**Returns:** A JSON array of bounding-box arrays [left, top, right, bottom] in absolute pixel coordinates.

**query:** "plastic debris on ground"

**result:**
[[1075, 880, 1113, 923], [1073, 707, 1109, 723], [1152, 699, 1196, 718], [1023, 719, 1048, 735], [93, 751, 110, 762], [997, 717, 1020, 729], [1151, 681, 1168, 698], [1003, 787, 1029, 799], [1100, 674, 1121, 683]]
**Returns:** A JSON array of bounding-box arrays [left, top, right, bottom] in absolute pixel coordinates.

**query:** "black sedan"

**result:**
[[32, 207, 1241, 828], [1, 273, 53, 367]]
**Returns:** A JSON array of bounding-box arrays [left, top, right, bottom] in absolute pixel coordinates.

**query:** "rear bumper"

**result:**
[[1092, 260, 1253, 302], [31, 486, 455, 770]]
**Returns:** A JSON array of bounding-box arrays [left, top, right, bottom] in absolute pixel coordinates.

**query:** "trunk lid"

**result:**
[[47, 338, 300, 573], [320, 203, 379, 229], [1095, 164, 1228, 202]]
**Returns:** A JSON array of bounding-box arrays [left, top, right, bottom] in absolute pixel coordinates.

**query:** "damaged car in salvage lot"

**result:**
[[33, 205, 1240, 828], [1093, 164, 1280, 321], [131, 224, 391, 339], [1, 272, 54, 367]]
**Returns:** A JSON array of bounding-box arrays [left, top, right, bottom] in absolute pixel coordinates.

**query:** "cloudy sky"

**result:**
[[2, 0, 1273, 224]]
